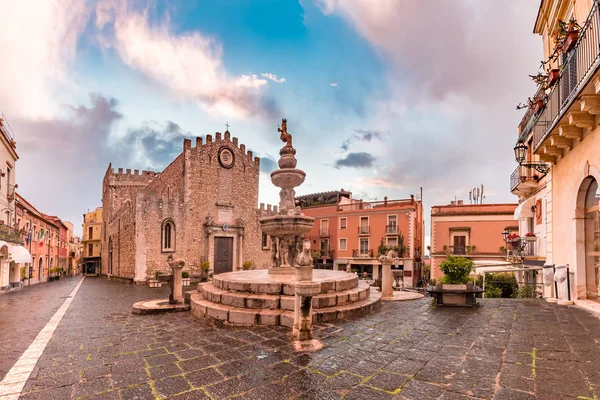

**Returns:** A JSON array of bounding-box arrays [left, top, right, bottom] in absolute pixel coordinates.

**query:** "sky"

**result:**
[[0, 0, 543, 239]]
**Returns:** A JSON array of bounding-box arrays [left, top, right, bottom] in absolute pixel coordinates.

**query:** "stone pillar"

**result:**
[[381, 262, 394, 299], [293, 240, 319, 341], [168, 259, 185, 304]]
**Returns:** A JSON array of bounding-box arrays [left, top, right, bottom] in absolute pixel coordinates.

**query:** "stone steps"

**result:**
[[190, 290, 382, 327], [198, 280, 371, 310]]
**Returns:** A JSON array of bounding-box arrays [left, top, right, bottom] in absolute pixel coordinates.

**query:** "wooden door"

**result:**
[[453, 236, 466, 255], [214, 237, 234, 274]]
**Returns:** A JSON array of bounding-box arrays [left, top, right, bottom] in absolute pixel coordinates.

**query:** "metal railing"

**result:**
[[0, 224, 24, 244], [386, 224, 398, 234], [319, 227, 329, 236], [507, 237, 538, 258], [352, 248, 374, 258], [453, 245, 466, 255], [527, 1, 600, 150], [358, 226, 370, 235], [319, 249, 334, 258], [510, 165, 540, 192]]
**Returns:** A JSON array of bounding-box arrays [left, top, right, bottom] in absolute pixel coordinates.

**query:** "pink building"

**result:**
[[430, 201, 518, 280]]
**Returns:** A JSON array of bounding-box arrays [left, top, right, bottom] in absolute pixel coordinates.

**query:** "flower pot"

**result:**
[[547, 69, 560, 87], [182, 278, 191, 286], [49, 276, 55, 281], [526, 236, 537, 242], [148, 280, 160, 288], [533, 100, 544, 113], [442, 284, 467, 290], [562, 30, 579, 52]]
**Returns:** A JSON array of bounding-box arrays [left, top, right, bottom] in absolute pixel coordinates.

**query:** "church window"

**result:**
[[162, 219, 175, 252]]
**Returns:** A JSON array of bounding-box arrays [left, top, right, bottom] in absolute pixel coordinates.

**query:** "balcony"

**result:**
[[358, 226, 370, 235], [352, 248, 374, 258], [520, 2, 600, 163], [510, 165, 540, 194], [318, 249, 334, 258], [319, 227, 329, 237], [0, 223, 24, 244], [386, 224, 398, 234], [453, 245, 466, 255], [507, 237, 538, 260], [7, 184, 16, 201]]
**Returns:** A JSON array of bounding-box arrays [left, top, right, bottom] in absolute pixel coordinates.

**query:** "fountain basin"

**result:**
[[270, 169, 306, 189], [260, 214, 314, 237]]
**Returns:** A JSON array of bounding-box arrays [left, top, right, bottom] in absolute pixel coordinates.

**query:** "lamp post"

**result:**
[[502, 229, 509, 243]]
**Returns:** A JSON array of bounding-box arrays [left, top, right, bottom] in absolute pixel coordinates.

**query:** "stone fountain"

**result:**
[[188, 119, 382, 347]]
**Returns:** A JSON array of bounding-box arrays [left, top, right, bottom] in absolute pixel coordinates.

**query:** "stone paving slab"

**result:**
[[5, 278, 600, 399]]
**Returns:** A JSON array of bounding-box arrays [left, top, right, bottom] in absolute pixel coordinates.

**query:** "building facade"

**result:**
[[101, 131, 271, 282], [297, 190, 424, 286], [83, 208, 102, 275], [430, 202, 518, 280], [511, 0, 600, 305], [63, 221, 81, 276]]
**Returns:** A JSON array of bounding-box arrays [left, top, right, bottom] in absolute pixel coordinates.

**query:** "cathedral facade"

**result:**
[[101, 130, 272, 282]]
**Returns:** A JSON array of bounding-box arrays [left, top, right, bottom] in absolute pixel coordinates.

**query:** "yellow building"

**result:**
[[511, 0, 600, 310], [82, 207, 102, 275]]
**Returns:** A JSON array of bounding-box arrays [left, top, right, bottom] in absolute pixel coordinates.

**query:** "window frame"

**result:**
[[339, 217, 347, 230], [161, 219, 176, 253], [339, 238, 347, 251]]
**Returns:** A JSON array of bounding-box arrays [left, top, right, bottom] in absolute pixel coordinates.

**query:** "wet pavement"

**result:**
[[3, 277, 600, 399], [0, 277, 81, 381]]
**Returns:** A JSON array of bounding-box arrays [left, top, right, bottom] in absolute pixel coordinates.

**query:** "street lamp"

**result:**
[[513, 141, 550, 175], [502, 229, 509, 242]]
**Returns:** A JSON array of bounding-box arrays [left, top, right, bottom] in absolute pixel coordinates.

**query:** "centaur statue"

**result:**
[[278, 118, 293, 148]]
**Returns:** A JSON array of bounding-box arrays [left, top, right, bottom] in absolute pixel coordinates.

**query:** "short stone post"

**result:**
[[293, 240, 321, 346], [378, 250, 397, 300], [168, 259, 185, 304]]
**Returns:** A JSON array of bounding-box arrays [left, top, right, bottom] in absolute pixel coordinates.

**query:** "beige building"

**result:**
[[101, 130, 271, 283], [83, 207, 102, 275], [511, 0, 600, 308]]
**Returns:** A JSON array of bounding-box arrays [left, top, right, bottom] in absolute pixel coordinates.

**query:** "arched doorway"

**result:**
[[585, 178, 600, 300], [38, 257, 43, 281]]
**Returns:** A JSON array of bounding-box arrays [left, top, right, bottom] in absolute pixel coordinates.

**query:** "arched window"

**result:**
[[162, 219, 175, 252]]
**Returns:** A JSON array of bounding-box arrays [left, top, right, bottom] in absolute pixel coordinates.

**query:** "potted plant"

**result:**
[[443, 245, 447, 253], [200, 261, 210, 282], [242, 260, 254, 270], [148, 274, 161, 288], [55, 268, 61, 280], [525, 232, 537, 242], [471, 245, 476, 253], [428, 255, 481, 306], [556, 17, 581, 53], [182, 271, 191, 286], [547, 68, 560, 87], [500, 246, 506, 255]]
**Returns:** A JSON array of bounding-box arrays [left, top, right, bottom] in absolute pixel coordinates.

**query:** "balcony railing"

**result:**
[[358, 226, 370, 235], [352, 248, 374, 258], [510, 165, 541, 192], [524, 1, 600, 151], [453, 245, 466, 255], [319, 227, 329, 236], [0, 224, 24, 244], [507, 237, 538, 259], [386, 224, 398, 234], [318, 249, 334, 258]]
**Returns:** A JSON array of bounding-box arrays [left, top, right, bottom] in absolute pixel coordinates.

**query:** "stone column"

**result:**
[[293, 240, 319, 341], [381, 262, 394, 299], [168, 259, 185, 304]]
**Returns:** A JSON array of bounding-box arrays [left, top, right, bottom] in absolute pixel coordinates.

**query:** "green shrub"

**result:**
[[428, 279, 436, 286], [200, 262, 210, 271], [439, 255, 474, 284], [242, 260, 254, 270], [513, 285, 537, 299], [485, 286, 502, 298], [476, 272, 518, 298]]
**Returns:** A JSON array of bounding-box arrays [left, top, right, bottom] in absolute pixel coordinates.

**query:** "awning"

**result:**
[[8, 244, 32, 263], [514, 196, 536, 221]]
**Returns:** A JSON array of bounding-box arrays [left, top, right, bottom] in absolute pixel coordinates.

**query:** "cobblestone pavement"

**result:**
[[0, 276, 82, 381], [11, 278, 600, 399]]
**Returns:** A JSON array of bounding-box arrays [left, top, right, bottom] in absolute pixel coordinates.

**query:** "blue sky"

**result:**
[[1, 0, 543, 238]]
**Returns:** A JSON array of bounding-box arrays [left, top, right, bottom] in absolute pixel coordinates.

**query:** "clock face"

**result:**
[[218, 147, 235, 169]]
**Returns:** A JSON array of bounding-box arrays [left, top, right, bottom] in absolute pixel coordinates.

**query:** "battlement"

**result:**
[[108, 165, 157, 180], [185, 132, 260, 165], [258, 202, 279, 216]]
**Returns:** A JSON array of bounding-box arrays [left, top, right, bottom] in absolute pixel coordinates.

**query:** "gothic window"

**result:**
[[162, 219, 175, 252]]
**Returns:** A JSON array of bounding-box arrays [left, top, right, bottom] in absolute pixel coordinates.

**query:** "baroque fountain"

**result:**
[[189, 119, 382, 344]]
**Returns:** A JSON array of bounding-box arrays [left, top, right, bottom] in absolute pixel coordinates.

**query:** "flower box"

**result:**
[[562, 30, 579, 53], [533, 100, 544, 113], [526, 236, 537, 242], [546, 69, 560, 87], [148, 280, 160, 288], [182, 278, 191, 286], [442, 284, 467, 290]]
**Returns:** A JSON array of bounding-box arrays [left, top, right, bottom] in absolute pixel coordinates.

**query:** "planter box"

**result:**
[[547, 69, 560, 87], [442, 284, 467, 290], [526, 236, 537, 242], [533, 100, 544, 113], [182, 278, 191, 286], [157, 274, 172, 283], [148, 280, 160, 288], [562, 30, 579, 53]]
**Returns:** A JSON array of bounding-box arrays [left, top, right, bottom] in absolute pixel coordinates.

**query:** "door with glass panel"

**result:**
[[585, 179, 600, 299]]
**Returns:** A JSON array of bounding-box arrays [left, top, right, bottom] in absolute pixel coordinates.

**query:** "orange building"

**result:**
[[297, 190, 424, 286], [430, 201, 518, 280]]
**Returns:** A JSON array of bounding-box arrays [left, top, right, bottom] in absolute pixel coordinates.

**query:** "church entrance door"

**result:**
[[214, 237, 233, 274]]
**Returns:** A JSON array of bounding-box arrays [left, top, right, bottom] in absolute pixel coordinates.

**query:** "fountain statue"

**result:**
[[260, 119, 315, 275]]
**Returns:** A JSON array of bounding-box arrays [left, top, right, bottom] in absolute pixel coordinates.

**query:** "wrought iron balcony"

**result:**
[[453, 245, 466, 255], [319, 249, 334, 258], [319, 227, 329, 237], [352, 248, 374, 258], [0, 223, 24, 244], [507, 237, 538, 259], [386, 224, 398, 234], [510, 165, 541, 193], [519, 1, 600, 159], [358, 226, 370, 235]]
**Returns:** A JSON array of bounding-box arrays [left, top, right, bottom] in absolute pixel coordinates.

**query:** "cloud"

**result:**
[[0, 0, 89, 118], [95, 0, 280, 119], [261, 73, 286, 83], [258, 154, 278, 174], [330, 83, 338, 87], [353, 177, 404, 189], [334, 152, 375, 169], [340, 129, 382, 151]]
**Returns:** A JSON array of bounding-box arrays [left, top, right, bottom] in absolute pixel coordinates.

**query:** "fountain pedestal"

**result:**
[[169, 259, 185, 304]]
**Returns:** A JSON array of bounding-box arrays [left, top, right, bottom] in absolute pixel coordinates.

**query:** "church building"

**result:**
[[101, 130, 272, 283]]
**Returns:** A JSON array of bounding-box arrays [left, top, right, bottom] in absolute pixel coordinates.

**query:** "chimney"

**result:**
[[457, 200, 464, 205], [450, 201, 456, 206]]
